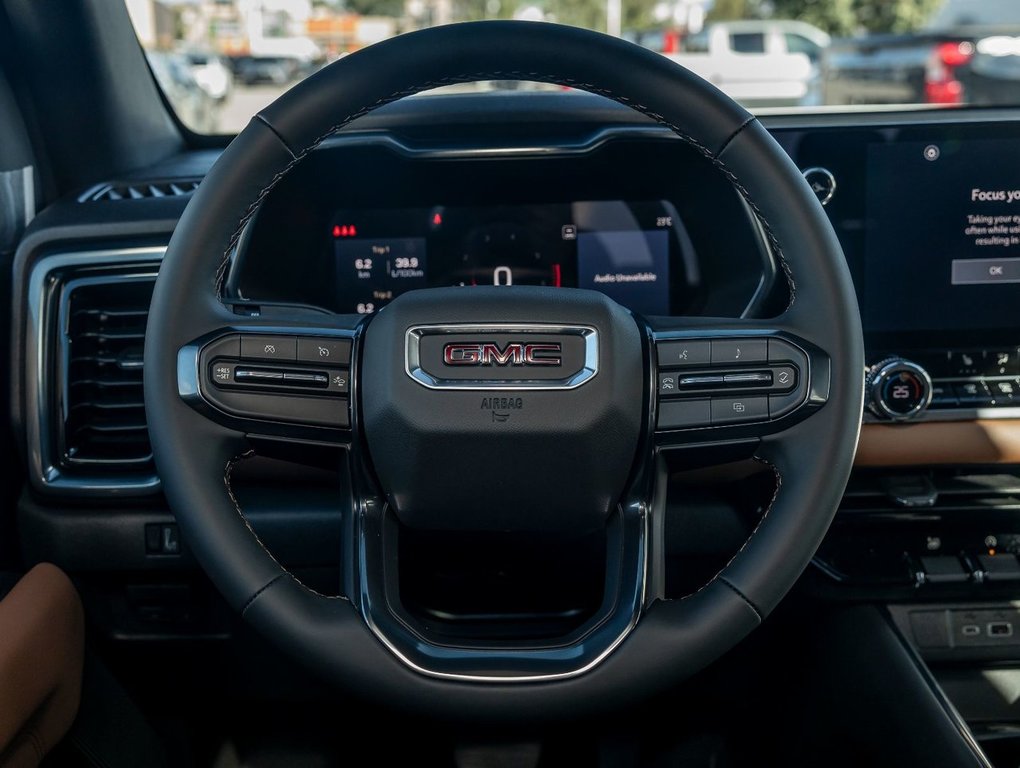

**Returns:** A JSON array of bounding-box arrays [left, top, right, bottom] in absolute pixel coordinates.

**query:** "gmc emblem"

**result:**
[[443, 342, 562, 367]]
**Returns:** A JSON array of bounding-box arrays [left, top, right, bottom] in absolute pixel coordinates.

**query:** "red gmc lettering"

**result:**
[[443, 342, 562, 366]]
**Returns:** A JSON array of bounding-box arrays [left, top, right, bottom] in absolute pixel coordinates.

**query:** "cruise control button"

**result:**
[[657, 340, 711, 367], [297, 337, 352, 364], [210, 362, 236, 384], [241, 335, 297, 361], [712, 396, 768, 425], [657, 399, 711, 429], [712, 339, 766, 365]]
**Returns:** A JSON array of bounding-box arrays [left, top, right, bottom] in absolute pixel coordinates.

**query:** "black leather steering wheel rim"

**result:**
[[144, 21, 863, 721]]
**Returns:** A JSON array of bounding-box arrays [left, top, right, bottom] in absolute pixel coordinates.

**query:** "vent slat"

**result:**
[[63, 277, 155, 469], [84, 177, 202, 203], [69, 420, 148, 435], [72, 308, 149, 320], [70, 378, 143, 389], [69, 401, 146, 412], [71, 351, 145, 368], [69, 422, 148, 434], [75, 331, 147, 341]]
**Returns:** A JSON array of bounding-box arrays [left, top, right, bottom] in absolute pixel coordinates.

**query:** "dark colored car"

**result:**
[[822, 0, 1020, 105]]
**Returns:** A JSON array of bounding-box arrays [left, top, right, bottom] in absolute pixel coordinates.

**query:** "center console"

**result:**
[[770, 119, 1020, 764]]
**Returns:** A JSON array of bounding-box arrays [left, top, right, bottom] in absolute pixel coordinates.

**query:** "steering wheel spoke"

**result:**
[[649, 317, 831, 448], [176, 312, 360, 444]]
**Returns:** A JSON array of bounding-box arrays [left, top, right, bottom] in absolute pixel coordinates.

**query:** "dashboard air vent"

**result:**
[[81, 179, 201, 202], [61, 274, 155, 470]]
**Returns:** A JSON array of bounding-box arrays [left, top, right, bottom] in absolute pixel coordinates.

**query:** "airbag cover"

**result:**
[[361, 287, 643, 532]]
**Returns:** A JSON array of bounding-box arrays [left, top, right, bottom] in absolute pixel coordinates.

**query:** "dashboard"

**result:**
[[14, 94, 1020, 504], [13, 92, 1020, 696]]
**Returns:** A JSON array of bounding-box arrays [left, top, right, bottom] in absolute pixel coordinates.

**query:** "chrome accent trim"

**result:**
[[801, 166, 837, 206], [405, 324, 598, 391], [357, 501, 648, 683], [26, 247, 164, 496], [176, 346, 201, 402]]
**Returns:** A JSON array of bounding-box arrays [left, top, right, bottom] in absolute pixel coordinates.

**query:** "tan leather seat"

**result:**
[[0, 564, 84, 768]]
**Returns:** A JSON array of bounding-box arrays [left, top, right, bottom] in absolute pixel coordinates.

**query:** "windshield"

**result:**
[[125, 0, 1020, 134]]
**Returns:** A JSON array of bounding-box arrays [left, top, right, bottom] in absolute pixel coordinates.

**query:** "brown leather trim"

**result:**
[[857, 420, 1020, 466], [0, 564, 84, 768]]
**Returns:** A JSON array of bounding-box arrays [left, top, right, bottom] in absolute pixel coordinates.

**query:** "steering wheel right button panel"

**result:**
[[655, 334, 811, 431]]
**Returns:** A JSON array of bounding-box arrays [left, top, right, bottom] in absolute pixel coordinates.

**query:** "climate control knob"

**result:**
[[867, 359, 933, 421]]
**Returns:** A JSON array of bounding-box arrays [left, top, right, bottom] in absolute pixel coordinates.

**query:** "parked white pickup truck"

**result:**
[[635, 21, 830, 108]]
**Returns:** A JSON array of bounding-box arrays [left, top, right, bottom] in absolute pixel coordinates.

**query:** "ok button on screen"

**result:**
[[952, 257, 1020, 285]]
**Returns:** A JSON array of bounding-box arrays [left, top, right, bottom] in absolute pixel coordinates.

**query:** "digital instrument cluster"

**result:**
[[331, 200, 689, 316]]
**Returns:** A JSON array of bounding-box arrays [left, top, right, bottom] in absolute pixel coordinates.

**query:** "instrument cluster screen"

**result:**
[[332, 200, 686, 316]]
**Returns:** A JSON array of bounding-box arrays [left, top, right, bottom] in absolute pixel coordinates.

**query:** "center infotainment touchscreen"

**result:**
[[865, 138, 1020, 334]]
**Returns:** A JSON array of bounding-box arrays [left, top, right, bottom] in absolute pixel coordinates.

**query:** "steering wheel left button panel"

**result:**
[[191, 333, 353, 428]]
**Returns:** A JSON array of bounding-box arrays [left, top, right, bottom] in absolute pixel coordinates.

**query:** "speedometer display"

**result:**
[[452, 221, 561, 288], [332, 200, 686, 316]]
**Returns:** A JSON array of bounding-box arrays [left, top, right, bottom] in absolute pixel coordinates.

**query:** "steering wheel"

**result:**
[[145, 21, 863, 720]]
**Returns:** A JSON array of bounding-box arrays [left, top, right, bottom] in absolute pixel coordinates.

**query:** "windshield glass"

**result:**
[[124, 0, 1020, 134]]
